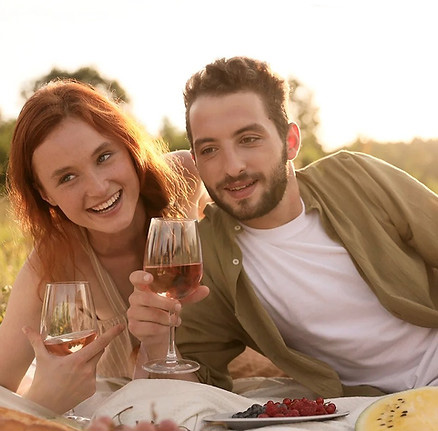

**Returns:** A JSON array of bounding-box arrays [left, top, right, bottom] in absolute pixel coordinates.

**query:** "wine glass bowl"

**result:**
[[142, 218, 203, 374], [40, 281, 98, 355]]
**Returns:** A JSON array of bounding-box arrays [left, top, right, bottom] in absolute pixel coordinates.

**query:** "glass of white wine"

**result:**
[[40, 281, 98, 425]]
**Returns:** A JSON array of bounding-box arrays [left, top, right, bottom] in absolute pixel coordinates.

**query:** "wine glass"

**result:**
[[142, 217, 203, 374], [40, 281, 98, 425]]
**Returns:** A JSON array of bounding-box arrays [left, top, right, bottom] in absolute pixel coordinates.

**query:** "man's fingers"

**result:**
[[129, 270, 153, 290], [180, 285, 210, 304]]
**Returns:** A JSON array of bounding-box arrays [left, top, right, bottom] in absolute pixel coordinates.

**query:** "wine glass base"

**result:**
[[142, 358, 200, 374], [63, 412, 91, 427]]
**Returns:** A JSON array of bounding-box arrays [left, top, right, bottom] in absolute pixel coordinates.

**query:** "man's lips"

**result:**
[[224, 180, 257, 192], [224, 180, 257, 199]]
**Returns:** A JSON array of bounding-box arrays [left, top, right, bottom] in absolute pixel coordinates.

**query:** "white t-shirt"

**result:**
[[236, 203, 438, 392]]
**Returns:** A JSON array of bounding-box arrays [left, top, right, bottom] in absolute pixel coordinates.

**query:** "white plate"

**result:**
[[203, 410, 349, 430], [0, 385, 81, 430]]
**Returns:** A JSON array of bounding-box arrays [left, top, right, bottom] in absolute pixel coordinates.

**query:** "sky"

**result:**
[[1, 0, 437, 151]]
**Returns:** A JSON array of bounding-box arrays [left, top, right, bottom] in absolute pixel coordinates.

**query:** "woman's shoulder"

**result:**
[[166, 150, 211, 218]]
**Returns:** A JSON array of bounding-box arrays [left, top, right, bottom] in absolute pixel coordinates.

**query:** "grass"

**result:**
[[0, 196, 30, 324]]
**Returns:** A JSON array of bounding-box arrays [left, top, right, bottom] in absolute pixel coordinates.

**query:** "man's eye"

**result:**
[[241, 136, 259, 144], [200, 147, 216, 156], [98, 153, 111, 163]]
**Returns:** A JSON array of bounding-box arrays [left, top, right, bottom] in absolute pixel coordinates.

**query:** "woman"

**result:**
[[0, 80, 209, 414]]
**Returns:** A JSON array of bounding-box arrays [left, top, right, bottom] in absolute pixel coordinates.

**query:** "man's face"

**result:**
[[190, 92, 290, 228]]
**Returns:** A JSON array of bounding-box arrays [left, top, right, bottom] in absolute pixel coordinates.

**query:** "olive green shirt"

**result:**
[[177, 151, 438, 397]]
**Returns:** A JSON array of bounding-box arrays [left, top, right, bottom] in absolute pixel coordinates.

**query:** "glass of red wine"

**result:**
[[40, 281, 98, 425], [142, 217, 203, 374]]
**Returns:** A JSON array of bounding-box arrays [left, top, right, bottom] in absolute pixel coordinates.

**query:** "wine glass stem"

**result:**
[[166, 310, 178, 362]]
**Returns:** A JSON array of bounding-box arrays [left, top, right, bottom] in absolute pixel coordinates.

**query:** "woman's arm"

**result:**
[[0, 253, 43, 392]]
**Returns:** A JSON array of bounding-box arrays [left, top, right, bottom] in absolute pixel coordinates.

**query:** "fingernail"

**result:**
[[174, 303, 182, 313], [143, 273, 152, 283]]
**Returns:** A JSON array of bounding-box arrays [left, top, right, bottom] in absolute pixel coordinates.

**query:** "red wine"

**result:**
[[44, 329, 98, 356], [144, 262, 203, 299]]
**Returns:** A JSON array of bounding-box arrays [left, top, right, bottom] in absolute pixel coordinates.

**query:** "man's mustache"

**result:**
[[217, 173, 261, 189]]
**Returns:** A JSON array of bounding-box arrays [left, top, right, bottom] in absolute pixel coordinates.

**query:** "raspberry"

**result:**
[[324, 403, 337, 414], [232, 397, 337, 419]]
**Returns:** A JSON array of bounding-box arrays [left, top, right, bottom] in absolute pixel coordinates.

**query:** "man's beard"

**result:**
[[205, 148, 289, 222]]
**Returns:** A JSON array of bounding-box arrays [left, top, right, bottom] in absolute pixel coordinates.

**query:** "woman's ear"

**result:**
[[286, 122, 301, 160], [34, 182, 56, 206]]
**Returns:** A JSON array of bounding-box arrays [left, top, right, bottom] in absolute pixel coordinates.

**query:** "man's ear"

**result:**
[[286, 122, 301, 160], [190, 148, 197, 166]]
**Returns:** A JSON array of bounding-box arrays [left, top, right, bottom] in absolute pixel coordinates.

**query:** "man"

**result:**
[[128, 56, 438, 397]]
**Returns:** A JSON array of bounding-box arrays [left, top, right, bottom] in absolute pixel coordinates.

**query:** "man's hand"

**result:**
[[127, 270, 209, 373]]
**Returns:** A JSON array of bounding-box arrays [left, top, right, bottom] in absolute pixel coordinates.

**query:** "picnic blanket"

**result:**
[[89, 378, 378, 431]]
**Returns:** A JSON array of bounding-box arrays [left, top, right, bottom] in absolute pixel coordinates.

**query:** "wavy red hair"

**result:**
[[7, 79, 186, 280]]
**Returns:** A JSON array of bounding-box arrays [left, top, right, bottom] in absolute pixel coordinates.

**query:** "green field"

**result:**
[[0, 196, 30, 323]]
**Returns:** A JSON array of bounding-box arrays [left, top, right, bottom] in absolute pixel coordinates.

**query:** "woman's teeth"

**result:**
[[91, 191, 121, 213]]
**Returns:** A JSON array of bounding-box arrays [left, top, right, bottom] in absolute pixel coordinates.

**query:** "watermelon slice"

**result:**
[[355, 387, 438, 430]]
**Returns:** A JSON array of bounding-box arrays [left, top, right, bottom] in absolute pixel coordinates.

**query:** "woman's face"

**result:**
[[32, 117, 141, 235]]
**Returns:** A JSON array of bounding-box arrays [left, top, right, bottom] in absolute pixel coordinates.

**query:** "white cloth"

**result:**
[[90, 378, 380, 431], [236, 205, 438, 393]]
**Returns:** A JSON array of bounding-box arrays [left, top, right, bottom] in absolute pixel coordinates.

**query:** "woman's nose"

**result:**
[[85, 171, 108, 196]]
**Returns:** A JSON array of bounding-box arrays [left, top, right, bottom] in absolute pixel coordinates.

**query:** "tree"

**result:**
[[20, 66, 130, 103], [288, 77, 326, 168], [158, 117, 190, 152], [0, 115, 16, 194]]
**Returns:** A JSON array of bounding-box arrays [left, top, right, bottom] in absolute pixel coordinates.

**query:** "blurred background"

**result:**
[[1, 0, 438, 319]]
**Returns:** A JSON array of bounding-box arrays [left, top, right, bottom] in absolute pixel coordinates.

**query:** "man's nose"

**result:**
[[222, 148, 246, 177]]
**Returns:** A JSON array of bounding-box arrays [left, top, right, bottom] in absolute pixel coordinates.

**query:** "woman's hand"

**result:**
[[22, 323, 124, 414], [127, 270, 209, 363]]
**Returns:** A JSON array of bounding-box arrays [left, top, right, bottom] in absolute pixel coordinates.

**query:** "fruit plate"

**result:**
[[203, 410, 349, 430]]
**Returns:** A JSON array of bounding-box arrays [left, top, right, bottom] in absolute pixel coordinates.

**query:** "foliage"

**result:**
[[21, 66, 130, 103], [288, 77, 326, 168], [0, 117, 15, 193], [158, 117, 190, 151], [0, 197, 30, 324]]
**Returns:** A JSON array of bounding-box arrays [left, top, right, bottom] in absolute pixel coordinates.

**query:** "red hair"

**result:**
[[7, 79, 186, 280]]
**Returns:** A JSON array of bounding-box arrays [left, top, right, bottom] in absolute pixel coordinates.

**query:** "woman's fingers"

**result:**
[[77, 323, 125, 362], [22, 326, 49, 360]]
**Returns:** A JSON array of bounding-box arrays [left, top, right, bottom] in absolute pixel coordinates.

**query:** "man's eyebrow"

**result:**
[[193, 137, 215, 148], [234, 123, 265, 135], [193, 123, 265, 149]]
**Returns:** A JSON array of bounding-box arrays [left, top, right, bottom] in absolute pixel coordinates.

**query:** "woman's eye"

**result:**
[[59, 174, 75, 184], [98, 153, 111, 163]]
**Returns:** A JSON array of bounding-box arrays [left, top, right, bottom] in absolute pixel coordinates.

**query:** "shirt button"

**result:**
[[232, 258, 240, 265], [234, 225, 241, 231]]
